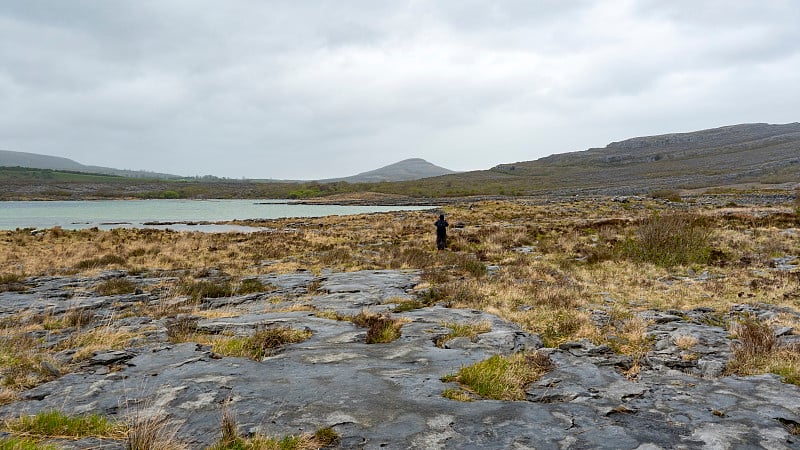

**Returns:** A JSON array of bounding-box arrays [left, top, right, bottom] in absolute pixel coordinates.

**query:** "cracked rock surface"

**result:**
[[1, 270, 800, 449]]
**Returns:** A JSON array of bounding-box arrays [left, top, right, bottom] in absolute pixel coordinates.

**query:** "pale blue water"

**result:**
[[0, 200, 429, 232]]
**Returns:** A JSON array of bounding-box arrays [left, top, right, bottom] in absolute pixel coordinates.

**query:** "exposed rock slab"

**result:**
[[2, 270, 800, 449]]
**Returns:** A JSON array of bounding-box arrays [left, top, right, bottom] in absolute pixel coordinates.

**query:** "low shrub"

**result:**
[[795, 188, 800, 215], [621, 213, 712, 267]]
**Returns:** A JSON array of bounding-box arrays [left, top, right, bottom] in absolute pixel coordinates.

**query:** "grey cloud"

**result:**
[[0, 1, 798, 179]]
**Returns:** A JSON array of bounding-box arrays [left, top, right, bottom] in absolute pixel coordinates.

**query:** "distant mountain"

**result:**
[[321, 158, 456, 183], [0, 150, 181, 179]]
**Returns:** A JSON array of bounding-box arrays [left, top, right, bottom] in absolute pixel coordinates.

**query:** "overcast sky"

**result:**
[[1, 1, 798, 179]]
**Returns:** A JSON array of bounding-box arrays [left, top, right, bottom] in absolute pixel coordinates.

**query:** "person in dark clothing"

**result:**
[[435, 214, 449, 250]]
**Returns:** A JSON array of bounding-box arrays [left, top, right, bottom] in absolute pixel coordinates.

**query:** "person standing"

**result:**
[[435, 214, 449, 250]]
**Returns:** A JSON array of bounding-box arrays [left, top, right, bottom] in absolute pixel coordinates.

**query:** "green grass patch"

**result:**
[[3, 409, 124, 439], [442, 351, 553, 401], [0, 437, 57, 450], [178, 278, 274, 300]]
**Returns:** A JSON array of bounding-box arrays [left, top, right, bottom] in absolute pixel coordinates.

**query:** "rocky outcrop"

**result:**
[[2, 270, 800, 449]]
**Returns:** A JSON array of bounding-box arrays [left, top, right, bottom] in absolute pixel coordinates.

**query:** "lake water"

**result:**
[[0, 200, 430, 232]]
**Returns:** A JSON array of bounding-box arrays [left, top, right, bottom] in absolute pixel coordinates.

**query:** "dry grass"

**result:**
[[0, 333, 61, 389], [674, 334, 700, 350], [59, 324, 138, 361], [1, 195, 800, 392], [725, 316, 800, 384]]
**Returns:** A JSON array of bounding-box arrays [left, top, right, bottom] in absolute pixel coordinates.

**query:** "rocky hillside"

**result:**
[[322, 158, 456, 183], [488, 122, 800, 194]]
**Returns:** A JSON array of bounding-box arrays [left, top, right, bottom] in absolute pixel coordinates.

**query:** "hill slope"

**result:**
[[322, 158, 456, 182], [391, 122, 800, 197], [0, 149, 180, 179]]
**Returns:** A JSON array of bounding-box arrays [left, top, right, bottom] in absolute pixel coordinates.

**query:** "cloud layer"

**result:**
[[2, 1, 798, 178]]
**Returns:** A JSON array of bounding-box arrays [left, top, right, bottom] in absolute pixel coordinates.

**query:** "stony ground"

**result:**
[[2, 269, 800, 449]]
